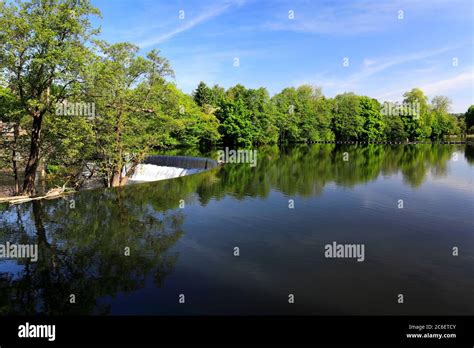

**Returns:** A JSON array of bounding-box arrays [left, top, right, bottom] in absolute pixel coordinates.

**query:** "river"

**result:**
[[0, 144, 473, 315]]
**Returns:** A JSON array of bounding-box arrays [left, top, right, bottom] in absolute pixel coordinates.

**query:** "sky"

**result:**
[[91, 0, 473, 112]]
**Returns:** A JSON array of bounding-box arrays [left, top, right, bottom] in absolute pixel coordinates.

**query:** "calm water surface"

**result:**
[[0, 144, 473, 315]]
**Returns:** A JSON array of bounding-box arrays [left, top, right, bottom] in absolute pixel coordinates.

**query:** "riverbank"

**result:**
[[0, 142, 471, 200], [0, 155, 218, 202]]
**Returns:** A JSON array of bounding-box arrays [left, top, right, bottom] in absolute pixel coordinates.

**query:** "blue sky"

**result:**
[[92, 0, 473, 112]]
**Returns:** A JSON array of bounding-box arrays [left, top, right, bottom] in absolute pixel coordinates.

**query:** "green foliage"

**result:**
[[239, 86, 278, 144], [465, 105, 474, 130], [193, 81, 212, 107], [85, 41, 178, 185], [332, 93, 364, 140], [271, 85, 334, 143], [209, 84, 226, 106], [0, 0, 100, 193], [0, 0, 100, 116], [359, 96, 384, 141], [271, 87, 301, 142], [402, 88, 430, 140], [164, 83, 220, 146], [216, 98, 256, 147], [0, 87, 21, 122], [384, 113, 407, 141], [0, 87, 25, 172], [430, 96, 458, 138], [213, 84, 279, 146]]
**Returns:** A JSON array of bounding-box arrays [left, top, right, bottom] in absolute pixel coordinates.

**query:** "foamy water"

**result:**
[[128, 164, 202, 183]]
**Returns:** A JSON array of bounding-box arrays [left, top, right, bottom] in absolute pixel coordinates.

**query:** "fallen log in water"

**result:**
[[0, 186, 75, 205]]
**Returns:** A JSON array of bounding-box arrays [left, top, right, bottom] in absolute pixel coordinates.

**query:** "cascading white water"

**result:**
[[128, 164, 202, 183]]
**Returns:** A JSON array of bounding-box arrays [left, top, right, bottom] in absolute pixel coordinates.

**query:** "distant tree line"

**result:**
[[192, 81, 470, 147], [0, 0, 472, 196]]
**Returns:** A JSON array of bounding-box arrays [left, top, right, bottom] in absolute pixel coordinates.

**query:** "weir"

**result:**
[[128, 155, 218, 183], [142, 155, 218, 170]]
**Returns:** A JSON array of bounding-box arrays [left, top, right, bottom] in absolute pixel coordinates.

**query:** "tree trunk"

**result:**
[[22, 112, 43, 196], [121, 160, 141, 186], [119, 176, 129, 186], [12, 123, 20, 195], [110, 167, 122, 187], [109, 159, 140, 187], [109, 165, 131, 187], [32, 200, 49, 247]]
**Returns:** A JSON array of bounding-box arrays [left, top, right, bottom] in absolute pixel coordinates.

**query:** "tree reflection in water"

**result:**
[[0, 144, 471, 314]]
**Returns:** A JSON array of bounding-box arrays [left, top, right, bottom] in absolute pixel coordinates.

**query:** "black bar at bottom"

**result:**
[[0, 316, 473, 346]]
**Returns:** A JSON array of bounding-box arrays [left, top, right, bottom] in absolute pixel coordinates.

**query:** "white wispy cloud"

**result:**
[[378, 69, 473, 99], [292, 45, 472, 111], [263, 0, 469, 35], [420, 70, 473, 95], [300, 46, 456, 91], [363, 59, 376, 68], [138, 0, 245, 48], [344, 46, 456, 87]]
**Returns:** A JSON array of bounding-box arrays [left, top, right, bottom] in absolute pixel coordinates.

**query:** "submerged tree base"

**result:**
[[0, 186, 74, 205]]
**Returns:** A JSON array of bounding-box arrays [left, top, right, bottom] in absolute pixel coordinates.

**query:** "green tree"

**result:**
[[0, 0, 100, 195], [210, 84, 226, 106], [162, 83, 220, 147], [383, 113, 407, 141], [430, 96, 458, 138], [193, 81, 212, 107], [332, 93, 364, 141], [457, 114, 466, 135], [225, 84, 248, 102], [215, 98, 256, 147], [242, 87, 278, 144], [217, 84, 278, 145], [0, 86, 27, 194], [271, 87, 301, 142], [294, 85, 334, 142], [402, 88, 430, 140], [87, 41, 175, 187], [359, 96, 385, 141], [465, 105, 474, 132]]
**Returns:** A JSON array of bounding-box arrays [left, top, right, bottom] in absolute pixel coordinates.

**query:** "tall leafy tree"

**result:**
[[271, 87, 301, 142], [215, 98, 256, 147], [359, 96, 384, 141], [87, 41, 175, 186], [0, 0, 100, 195], [332, 93, 364, 141], [210, 84, 226, 106], [161, 83, 220, 147], [297, 85, 334, 142], [464, 105, 474, 133], [192, 81, 212, 107], [430, 96, 458, 138], [402, 88, 430, 140], [383, 112, 407, 141], [0, 86, 27, 194], [241, 87, 278, 144]]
